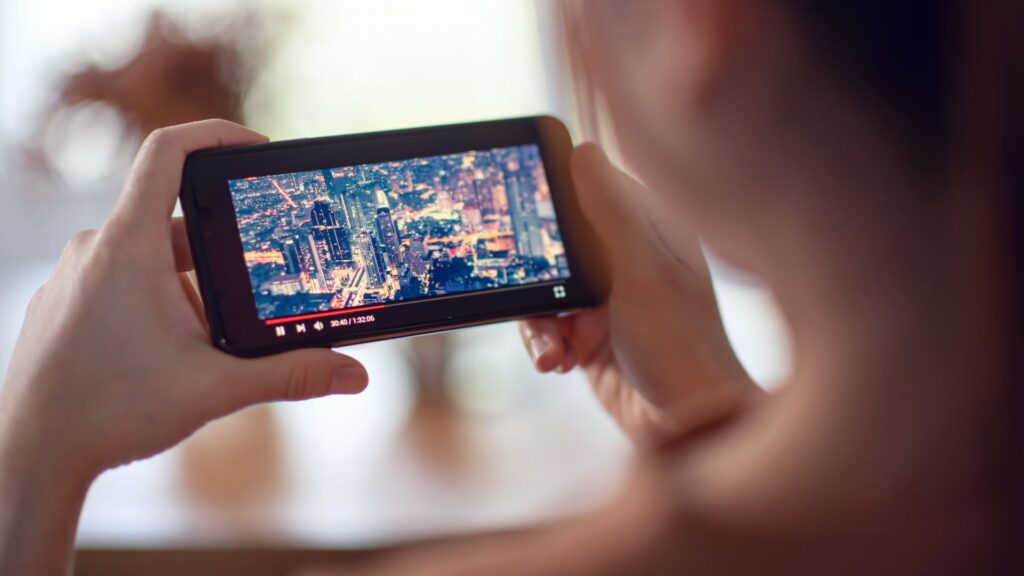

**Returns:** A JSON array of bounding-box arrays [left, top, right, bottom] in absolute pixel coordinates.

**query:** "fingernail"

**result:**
[[331, 364, 367, 394], [529, 335, 551, 361]]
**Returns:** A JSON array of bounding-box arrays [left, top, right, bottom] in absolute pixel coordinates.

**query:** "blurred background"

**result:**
[[0, 0, 790, 564]]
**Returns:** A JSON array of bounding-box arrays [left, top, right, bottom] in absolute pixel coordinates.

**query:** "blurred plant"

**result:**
[[27, 9, 273, 189], [57, 12, 261, 131]]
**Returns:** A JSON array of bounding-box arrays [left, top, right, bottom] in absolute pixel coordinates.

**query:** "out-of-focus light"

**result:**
[[42, 101, 131, 188]]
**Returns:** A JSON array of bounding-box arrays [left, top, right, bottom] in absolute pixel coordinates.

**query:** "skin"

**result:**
[[1, 0, 1018, 573], [520, 145, 761, 447], [303, 0, 1018, 574], [0, 120, 369, 576]]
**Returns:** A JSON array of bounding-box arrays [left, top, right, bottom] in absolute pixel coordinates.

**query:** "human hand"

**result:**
[[520, 145, 760, 445], [0, 119, 368, 485]]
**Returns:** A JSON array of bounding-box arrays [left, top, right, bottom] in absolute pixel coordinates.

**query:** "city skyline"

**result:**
[[229, 144, 571, 321]]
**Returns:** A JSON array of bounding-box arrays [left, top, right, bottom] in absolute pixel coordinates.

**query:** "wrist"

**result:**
[[648, 367, 764, 446], [0, 384, 100, 495], [0, 397, 93, 576]]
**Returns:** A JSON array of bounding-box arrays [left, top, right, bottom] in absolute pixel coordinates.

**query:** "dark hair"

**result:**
[[789, 1, 957, 166], [796, 1, 1023, 387]]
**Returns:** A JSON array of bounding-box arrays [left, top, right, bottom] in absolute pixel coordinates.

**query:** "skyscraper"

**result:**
[[355, 231, 384, 289], [311, 200, 351, 261], [404, 238, 429, 276], [372, 235, 389, 287], [374, 206, 402, 275], [323, 169, 354, 230], [506, 172, 544, 260], [473, 179, 494, 216], [307, 234, 328, 291], [281, 238, 303, 275]]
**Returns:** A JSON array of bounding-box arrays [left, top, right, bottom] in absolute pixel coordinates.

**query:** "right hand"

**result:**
[[520, 145, 761, 445]]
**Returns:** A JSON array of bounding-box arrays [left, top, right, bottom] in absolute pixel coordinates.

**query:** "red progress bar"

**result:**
[[265, 304, 387, 326]]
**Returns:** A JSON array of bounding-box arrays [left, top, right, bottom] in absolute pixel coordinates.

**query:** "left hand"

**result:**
[[1, 119, 370, 479], [0, 120, 369, 576]]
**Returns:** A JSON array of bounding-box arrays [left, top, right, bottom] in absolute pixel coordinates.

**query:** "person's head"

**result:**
[[562, 0, 1017, 282]]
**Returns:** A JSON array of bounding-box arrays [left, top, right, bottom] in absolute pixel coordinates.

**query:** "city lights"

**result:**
[[230, 144, 571, 321]]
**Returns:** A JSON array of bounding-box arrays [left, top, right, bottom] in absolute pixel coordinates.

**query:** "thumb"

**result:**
[[223, 348, 368, 406]]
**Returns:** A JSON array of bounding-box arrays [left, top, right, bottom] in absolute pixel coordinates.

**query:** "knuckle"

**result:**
[[60, 229, 98, 260], [26, 284, 48, 313], [140, 126, 181, 159], [60, 229, 121, 288], [69, 228, 97, 248], [86, 232, 117, 266], [145, 126, 176, 147], [97, 216, 132, 245], [284, 362, 326, 401]]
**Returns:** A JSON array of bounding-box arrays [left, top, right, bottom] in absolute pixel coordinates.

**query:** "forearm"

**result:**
[[300, 457, 684, 576], [0, 402, 92, 576]]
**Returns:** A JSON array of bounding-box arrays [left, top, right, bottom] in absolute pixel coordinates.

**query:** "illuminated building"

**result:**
[[307, 234, 328, 292], [323, 169, 354, 230], [261, 274, 302, 296], [506, 172, 545, 260], [404, 239, 429, 276], [230, 144, 571, 320], [355, 231, 384, 289], [282, 238, 303, 274], [311, 199, 351, 261], [374, 206, 402, 275]]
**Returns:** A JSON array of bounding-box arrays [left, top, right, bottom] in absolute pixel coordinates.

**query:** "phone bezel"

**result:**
[[180, 116, 605, 357]]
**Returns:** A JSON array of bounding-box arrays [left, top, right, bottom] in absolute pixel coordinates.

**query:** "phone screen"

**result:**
[[227, 144, 572, 330]]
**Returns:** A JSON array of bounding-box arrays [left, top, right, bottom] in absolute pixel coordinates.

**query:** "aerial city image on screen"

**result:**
[[228, 144, 571, 321]]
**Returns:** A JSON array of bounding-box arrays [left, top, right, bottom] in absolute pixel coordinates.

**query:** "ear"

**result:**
[[594, 0, 754, 185], [657, 0, 754, 108]]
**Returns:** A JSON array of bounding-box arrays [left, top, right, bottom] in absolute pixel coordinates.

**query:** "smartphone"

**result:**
[[180, 116, 605, 357]]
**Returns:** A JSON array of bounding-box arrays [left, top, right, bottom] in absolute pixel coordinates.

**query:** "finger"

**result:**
[[216, 348, 368, 410], [555, 316, 579, 373], [171, 217, 193, 272], [177, 273, 208, 333], [556, 347, 579, 374], [520, 318, 567, 373], [113, 119, 268, 231]]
